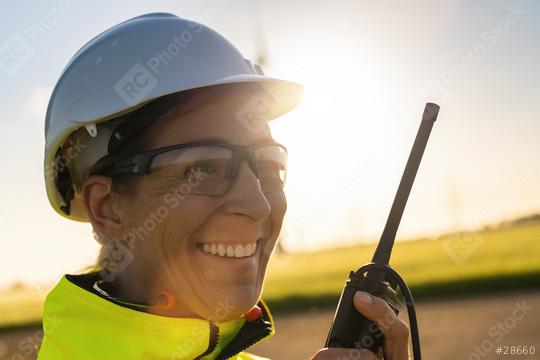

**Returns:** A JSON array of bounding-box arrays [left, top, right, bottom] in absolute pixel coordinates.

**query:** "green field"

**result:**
[[1, 222, 539, 329], [0, 285, 48, 329], [262, 222, 540, 312]]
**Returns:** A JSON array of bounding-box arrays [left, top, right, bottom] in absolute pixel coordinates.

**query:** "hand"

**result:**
[[310, 291, 410, 360]]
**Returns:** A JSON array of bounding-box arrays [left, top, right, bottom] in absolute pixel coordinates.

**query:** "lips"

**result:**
[[196, 240, 258, 258]]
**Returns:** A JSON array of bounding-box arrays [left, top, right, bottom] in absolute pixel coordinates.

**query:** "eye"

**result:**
[[181, 160, 217, 178]]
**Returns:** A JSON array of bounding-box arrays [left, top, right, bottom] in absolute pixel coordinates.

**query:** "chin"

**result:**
[[203, 284, 261, 322]]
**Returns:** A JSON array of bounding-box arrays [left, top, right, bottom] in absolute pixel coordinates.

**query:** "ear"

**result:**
[[82, 175, 126, 240]]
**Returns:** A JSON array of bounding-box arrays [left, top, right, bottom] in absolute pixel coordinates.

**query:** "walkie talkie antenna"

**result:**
[[325, 103, 440, 359], [372, 103, 440, 265]]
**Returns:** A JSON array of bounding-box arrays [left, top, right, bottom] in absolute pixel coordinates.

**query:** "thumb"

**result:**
[[353, 291, 408, 338]]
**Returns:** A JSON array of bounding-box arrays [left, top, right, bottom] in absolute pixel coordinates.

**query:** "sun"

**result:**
[[268, 61, 402, 249]]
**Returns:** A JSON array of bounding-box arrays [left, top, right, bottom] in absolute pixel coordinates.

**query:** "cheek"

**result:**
[[157, 196, 217, 257], [125, 190, 217, 267], [267, 191, 287, 235]]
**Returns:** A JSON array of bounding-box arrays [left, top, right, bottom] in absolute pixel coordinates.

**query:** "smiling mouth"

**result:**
[[196, 240, 259, 258]]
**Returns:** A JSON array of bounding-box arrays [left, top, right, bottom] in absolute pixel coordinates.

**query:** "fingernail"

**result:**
[[355, 291, 373, 304]]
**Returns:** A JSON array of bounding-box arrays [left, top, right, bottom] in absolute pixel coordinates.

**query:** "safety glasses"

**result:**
[[99, 141, 288, 195]]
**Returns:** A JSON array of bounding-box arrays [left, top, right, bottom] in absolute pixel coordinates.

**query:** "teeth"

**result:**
[[218, 244, 226, 256], [235, 245, 244, 257], [199, 241, 258, 258]]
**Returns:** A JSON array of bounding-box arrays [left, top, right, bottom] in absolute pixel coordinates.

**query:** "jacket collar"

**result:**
[[40, 274, 274, 359]]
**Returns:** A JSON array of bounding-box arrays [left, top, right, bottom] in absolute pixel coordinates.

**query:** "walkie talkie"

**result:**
[[324, 103, 440, 360]]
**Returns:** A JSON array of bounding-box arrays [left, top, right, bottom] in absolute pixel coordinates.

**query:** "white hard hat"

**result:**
[[44, 12, 303, 222]]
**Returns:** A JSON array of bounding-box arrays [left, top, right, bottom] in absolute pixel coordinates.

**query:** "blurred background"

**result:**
[[0, 0, 538, 359]]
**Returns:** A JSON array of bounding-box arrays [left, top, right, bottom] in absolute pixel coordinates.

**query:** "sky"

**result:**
[[0, 0, 539, 288]]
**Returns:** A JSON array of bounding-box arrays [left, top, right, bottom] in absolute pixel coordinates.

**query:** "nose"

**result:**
[[222, 161, 271, 223]]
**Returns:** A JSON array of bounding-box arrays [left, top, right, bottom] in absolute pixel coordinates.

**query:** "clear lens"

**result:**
[[148, 144, 287, 195], [150, 146, 233, 195], [254, 145, 288, 193]]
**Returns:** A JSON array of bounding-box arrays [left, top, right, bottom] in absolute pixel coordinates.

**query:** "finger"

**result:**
[[353, 291, 409, 340], [310, 347, 379, 360]]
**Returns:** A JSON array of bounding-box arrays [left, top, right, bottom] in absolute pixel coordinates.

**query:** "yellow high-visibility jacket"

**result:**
[[38, 272, 274, 359]]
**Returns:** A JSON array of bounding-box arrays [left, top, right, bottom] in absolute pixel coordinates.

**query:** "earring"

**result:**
[[155, 291, 176, 310]]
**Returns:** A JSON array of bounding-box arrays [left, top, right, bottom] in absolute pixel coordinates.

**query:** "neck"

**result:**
[[101, 267, 202, 319]]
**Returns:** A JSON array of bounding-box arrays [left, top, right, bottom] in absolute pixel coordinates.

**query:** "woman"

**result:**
[[39, 13, 409, 359]]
